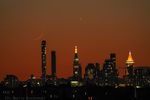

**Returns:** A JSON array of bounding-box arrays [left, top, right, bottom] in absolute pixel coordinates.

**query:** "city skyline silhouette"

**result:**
[[0, 0, 150, 80]]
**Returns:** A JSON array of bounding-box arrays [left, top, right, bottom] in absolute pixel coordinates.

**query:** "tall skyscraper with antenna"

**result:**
[[41, 40, 47, 83]]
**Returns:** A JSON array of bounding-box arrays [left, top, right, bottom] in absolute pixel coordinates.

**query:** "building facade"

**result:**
[[41, 40, 47, 83]]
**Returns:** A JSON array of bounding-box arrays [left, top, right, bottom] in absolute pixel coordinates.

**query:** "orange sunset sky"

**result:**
[[0, 0, 150, 80]]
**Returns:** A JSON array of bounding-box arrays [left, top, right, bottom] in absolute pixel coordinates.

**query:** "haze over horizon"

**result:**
[[0, 0, 150, 80]]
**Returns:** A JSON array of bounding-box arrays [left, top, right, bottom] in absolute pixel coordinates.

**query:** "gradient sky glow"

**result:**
[[0, 0, 150, 80]]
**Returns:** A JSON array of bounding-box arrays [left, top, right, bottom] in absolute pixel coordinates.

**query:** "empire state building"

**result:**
[[73, 46, 82, 80]]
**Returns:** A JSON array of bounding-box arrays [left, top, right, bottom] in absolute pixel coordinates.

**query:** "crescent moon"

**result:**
[[34, 32, 45, 40]]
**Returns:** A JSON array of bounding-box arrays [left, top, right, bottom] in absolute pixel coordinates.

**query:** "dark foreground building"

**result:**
[[1, 85, 150, 100], [51, 51, 57, 80]]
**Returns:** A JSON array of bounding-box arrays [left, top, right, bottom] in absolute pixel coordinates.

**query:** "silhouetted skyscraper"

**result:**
[[110, 53, 116, 66], [102, 53, 118, 86], [84, 63, 96, 81], [41, 40, 46, 83], [51, 51, 56, 79], [73, 46, 82, 80]]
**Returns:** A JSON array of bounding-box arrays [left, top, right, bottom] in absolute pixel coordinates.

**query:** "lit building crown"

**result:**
[[126, 51, 134, 64], [75, 46, 78, 54], [74, 46, 79, 63]]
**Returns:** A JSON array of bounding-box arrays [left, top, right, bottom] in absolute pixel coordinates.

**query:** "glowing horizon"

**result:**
[[0, 0, 150, 80]]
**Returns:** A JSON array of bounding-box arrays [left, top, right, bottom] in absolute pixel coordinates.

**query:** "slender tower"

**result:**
[[73, 46, 82, 79], [41, 40, 46, 83], [51, 51, 56, 80], [126, 51, 134, 76]]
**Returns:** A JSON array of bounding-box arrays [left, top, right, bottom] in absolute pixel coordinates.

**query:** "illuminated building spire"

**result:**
[[125, 51, 134, 76], [126, 51, 134, 65], [75, 46, 78, 54], [73, 45, 82, 80], [74, 46, 79, 65]]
